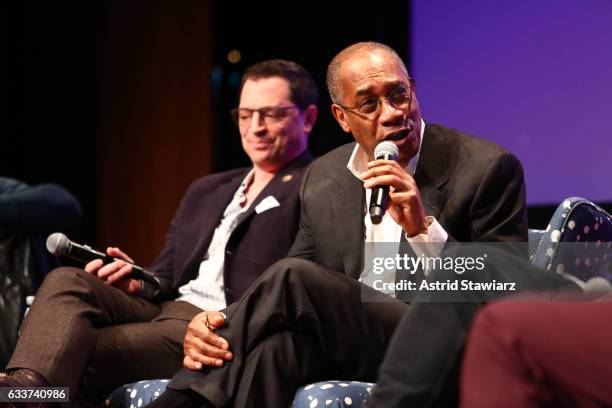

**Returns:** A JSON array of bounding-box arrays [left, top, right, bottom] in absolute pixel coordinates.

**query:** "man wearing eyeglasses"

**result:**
[[0, 59, 316, 407], [152, 42, 530, 408]]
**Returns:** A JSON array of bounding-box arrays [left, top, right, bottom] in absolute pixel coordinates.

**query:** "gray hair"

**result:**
[[326, 42, 409, 104]]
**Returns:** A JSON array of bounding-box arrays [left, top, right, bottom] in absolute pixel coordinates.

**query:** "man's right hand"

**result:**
[[183, 311, 233, 371], [84, 247, 141, 295]]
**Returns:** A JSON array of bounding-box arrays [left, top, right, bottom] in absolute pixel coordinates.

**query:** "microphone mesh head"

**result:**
[[374, 141, 399, 160], [46, 232, 69, 255]]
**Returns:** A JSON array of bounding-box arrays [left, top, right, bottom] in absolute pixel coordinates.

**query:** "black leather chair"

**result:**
[[0, 178, 81, 370]]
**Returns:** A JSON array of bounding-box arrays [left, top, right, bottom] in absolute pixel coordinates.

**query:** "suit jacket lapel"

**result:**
[[414, 124, 451, 219], [187, 171, 246, 269], [339, 175, 366, 278], [328, 150, 366, 278], [235, 151, 313, 227]]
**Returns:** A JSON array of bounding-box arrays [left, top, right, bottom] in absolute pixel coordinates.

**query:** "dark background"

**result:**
[[5, 0, 604, 264], [209, 1, 410, 171], [4, 0, 409, 263]]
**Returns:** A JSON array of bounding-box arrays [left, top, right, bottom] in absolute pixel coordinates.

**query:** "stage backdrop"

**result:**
[[411, 0, 611, 205]]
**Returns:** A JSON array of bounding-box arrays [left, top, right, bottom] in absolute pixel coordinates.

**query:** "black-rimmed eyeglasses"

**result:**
[[230, 105, 299, 127], [336, 79, 415, 120]]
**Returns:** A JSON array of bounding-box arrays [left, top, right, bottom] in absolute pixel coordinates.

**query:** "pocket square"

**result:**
[[255, 195, 280, 214]]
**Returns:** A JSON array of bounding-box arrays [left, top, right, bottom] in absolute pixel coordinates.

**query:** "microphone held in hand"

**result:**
[[45, 232, 161, 288], [369, 141, 400, 224]]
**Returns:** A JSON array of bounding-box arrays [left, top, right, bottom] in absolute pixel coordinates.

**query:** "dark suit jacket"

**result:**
[[149, 152, 313, 303], [288, 124, 527, 279]]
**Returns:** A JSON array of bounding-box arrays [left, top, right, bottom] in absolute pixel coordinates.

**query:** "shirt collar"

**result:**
[[347, 119, 426, 179], [235, 168, 255, 207]]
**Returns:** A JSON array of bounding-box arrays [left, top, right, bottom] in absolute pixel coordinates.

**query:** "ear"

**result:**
[[331, 104, 351, 133], [301, 105, 318, 134]]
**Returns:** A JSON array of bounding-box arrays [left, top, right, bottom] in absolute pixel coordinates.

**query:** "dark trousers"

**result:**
[[161, 258, 409, 408], [7, 267, 201, 406], [158, 248, 570, 408], [365, 301, 478, 408]]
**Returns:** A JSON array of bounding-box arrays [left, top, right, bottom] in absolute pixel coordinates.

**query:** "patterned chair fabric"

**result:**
[[105, 379, 170, 408], [531, 197, 612, 287], [107, 197, 612, 408], [292, 381, 373, 408]]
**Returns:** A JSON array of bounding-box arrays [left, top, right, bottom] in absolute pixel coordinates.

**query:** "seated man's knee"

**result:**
[[257, 331, 293, 352], [39, 266, 94, 293], [269, 258, 317, 272], [44, 266, 82, 283], [266, 258, 328, 286], [251, 331, 317, 361]]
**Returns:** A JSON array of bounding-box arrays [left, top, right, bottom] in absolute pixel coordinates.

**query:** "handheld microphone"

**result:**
[[369, 141, 400, 224], [46, 232, 160, 287]]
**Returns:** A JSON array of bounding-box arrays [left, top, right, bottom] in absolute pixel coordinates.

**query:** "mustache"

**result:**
[[383, 128, 412, 141]]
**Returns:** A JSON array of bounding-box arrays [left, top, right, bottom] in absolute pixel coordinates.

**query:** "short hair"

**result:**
[[240, 59, 319, 111], [326, 42, 409, 104]]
